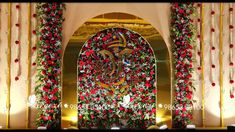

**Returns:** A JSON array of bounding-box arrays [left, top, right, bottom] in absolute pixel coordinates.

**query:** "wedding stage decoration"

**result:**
[[77, 27, 157, 129], [35, 3, 65, 128], [170, 3, 196, 128]]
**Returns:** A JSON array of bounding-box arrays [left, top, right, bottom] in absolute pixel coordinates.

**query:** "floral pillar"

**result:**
[[170, 3, 196, 128], [35, 3, 65, 128]]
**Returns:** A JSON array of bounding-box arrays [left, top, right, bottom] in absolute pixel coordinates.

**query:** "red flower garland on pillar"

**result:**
[[171, 3, 195, 128], [35, 3, 65, 128]]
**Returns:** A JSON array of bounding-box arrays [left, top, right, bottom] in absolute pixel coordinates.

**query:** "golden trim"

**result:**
[[219, 3, 224, 127], [26, 3, 31, 128], [6, 3, 11, 129], [200, 3, 205, 128]]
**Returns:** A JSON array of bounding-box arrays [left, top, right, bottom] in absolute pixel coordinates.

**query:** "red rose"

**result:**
[[91, 89, 96, 94], [80, 95, 84, 100], [52, 96, 57, 100], [178, 9, 184, 14], [119, 107, 124, 111], [153, 89, 157, 94], [151, 108, 156, 114]]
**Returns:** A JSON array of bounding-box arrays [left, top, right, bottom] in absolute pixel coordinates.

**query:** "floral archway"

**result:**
[[77, 27, 157, 129]]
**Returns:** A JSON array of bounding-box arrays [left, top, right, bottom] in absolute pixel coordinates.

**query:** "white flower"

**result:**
[[120, 94, 130, 108]]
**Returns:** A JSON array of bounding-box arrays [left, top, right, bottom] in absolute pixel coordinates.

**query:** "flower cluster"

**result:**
[[35, 3, 65, 128], [170, 3, 196, 128], [77, 28, 156, 129]]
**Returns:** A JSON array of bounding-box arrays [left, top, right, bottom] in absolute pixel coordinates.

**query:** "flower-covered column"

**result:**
[[35, 3, 65, 128], [170, 3, 196, 128]]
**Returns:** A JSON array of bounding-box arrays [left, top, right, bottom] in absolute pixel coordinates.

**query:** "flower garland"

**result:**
[[14, 3, 21, 81], [77, 28, 156, 129], [210, 3, 216, 87], [196, 3, 201, 72], [170, 3, 196, 128], [35, 3, 65, 128], [229, 3, 235, 98]]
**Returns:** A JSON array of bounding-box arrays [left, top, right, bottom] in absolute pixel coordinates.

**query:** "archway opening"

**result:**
[[62, 12, 171, 129]]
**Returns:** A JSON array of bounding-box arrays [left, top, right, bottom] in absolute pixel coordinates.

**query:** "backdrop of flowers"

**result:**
[[170, 3, 196, 128], [35, 3, 65, 128], [77, 28, 157, 129]]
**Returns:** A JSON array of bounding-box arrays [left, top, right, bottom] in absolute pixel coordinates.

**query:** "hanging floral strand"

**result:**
[[229, 3, 234, 98], [210, 3, 216, 87], [32, 4, 37, 68], [171, 3, 196, 128], [14, 3, 21, 81], [196, 3, 202, 72], [35, 3, 65, 128]]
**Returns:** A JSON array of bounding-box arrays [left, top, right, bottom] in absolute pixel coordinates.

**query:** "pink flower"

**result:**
[[80, 95, 84, 100], [151, 108, 156, 113], [119, 107, 124, 111], [79, 61, 85, 67], [178, 9, 184, 14]]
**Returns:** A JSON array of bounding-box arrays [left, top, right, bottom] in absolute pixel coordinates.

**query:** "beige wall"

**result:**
[[0, 2, 234, 129]]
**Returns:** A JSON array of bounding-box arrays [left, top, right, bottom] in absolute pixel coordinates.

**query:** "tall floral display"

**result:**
[[77, 28, 157, 129], [35, 3, 65, 128], [170, 3, 196, 128]]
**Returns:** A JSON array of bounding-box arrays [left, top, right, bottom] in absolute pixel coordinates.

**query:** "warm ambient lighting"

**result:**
[[28, 94, 36, 107], [186, 124, 195, 129], [159, 124, 168, 130], [71, 116, 77, 123], [158, 103, 163, 108], [156, 117, 162, 123], [0, 126, 2, 129], [111, 127, 120, 130], [64, 103, 68, 108]]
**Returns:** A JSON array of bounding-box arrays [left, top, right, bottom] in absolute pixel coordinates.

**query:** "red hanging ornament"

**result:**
[[197, 3, 201, 7], [15, 23, 20, 27], [230, 62, 234, 66], [211, 10, 215, 15], [197, 51, 201, 56], [14, 58, 19, 63], [212, 64, 215, 68], [197, 67, 201, 71], [33, 14, 37, 18], [15, 76, 19, 81], [32, 30, 36, 34], [15, 40, 20, 44], [32, 46, 37, 51], [32, 62, 36, 66], [197, 35, 200, 38], [229, 8, 233, 12], [229, 25, 234, 29], [212, 82, 216, 86], [16, 5, 20, 9], [197, 18, 201, 22], [230, 94, 234, 99], [230, 80, 234, 84], [230, 44, 233, 48], [211, 46, 215, 50], [211, 28, 215, 32]]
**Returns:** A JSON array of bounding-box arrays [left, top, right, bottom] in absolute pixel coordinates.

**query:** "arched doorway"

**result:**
[[62, 13, 171, 129]]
